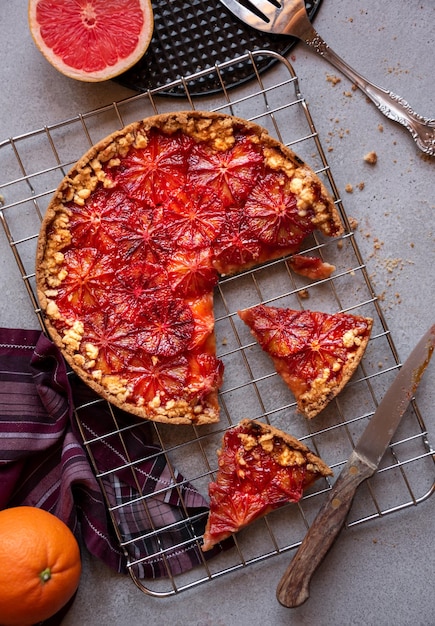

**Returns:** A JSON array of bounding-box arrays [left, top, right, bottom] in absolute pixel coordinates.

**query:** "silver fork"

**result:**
[[219, 0, 435, 156]]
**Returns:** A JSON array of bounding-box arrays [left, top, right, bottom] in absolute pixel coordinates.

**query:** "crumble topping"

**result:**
[[61, 320, 84, 353], [101, 374, 129, 402], [343, 328, 363, 348], [306, 367, 331, 395], [238, 430, 306, 467]]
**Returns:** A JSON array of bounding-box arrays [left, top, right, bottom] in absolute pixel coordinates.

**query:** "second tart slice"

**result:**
[[238, 305, 373, 419]]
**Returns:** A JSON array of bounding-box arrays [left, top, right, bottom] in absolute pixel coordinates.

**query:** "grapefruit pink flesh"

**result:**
[[28, 0, 154, 82]]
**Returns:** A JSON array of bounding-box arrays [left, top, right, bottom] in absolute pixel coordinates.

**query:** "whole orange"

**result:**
[[0, 506, 81, 626]]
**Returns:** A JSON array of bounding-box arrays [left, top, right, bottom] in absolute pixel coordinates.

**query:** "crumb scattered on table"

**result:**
[[348, 217, 359, 231], [364, 151, 378, 164], [326, 74, 341, 86]]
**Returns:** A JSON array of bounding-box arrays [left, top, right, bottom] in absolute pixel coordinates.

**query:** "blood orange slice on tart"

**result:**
[[28, 0, 154, 82], [36, 111, 343, 425], [287, 254, 336, 280], [202, 419, 332, 551], [238, 305, 373, 419]]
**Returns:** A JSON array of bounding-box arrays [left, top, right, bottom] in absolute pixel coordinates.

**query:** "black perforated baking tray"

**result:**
[[114, 0, 322, 95]]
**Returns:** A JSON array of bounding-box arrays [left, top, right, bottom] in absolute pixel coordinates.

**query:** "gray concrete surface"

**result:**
[[1, 1, 434, 624]]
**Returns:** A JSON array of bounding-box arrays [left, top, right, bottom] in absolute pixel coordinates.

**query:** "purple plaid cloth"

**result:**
[[0, 328, 214, 588]]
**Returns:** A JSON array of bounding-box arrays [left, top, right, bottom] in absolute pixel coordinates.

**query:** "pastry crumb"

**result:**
[[345, 183, 353, 193], [364, 151, 378, 165], [348, 216, 359, 231], [326, 73, 341, 86], [373, 237, 384, 250]]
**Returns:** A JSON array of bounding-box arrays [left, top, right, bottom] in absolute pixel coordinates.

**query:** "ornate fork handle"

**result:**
[[304, 27, 435, 156]]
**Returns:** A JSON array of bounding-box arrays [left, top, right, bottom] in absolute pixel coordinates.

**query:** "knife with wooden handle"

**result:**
[[277, 324, 435, 608]]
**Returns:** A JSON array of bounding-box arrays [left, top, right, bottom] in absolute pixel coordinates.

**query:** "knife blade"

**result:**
[[277, 324, 435, 608]]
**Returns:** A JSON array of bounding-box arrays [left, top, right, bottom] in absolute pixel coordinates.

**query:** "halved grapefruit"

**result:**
[[28, 0, 154, 82]]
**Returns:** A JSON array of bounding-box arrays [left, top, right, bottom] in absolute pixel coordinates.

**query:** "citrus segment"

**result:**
[[28, 0, 154, 82]]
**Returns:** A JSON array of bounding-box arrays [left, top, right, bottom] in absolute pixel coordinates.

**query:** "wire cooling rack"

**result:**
[[1, 51, 434, 597]]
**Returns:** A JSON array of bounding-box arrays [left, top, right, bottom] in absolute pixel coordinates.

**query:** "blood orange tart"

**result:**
[[36, 111, 343, 425], [201, 419, 332, 551], [238, 305, 373, 419]]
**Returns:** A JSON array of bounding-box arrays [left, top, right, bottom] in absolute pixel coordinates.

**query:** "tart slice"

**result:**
[[202, 419, 332, 551], [238, 305, 373, 419], [36, 110, 343, 425]]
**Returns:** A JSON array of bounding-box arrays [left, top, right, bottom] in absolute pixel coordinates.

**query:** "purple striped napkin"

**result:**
[[0, 328, 216, 590]]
